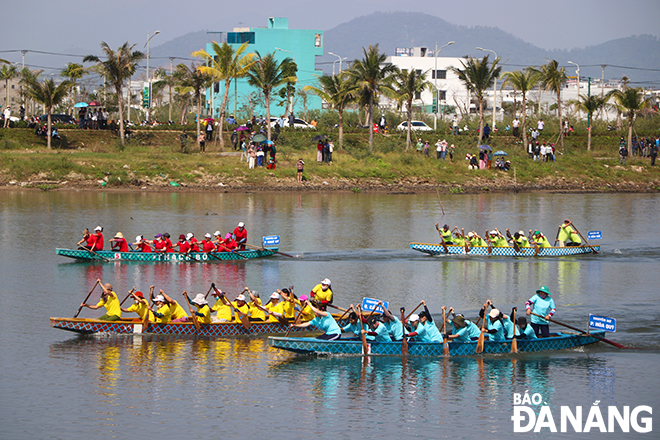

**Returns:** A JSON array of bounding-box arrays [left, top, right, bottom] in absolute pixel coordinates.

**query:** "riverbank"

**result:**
[[1, 127, 659, 193]]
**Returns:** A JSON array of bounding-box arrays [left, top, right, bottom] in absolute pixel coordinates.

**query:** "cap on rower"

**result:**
[[453, 315, 466, 328], [270, 292, 281, 300], [179, 234, 186, 240], [489, 309, 500, 319], [154, 295, 165, 303], [237, 222, 245, 228], [536, 286, 552, 296], [186, 233, 194, 240], [321, 278, 331, 285], [192, 294, 208, 305], [94, 226, 103, 232], [133, 291, 144, 299], [214, 230, 221, 236], [235, 294, 246, 302], [409, 313, 420, 322], [204, 233, 212, 238]]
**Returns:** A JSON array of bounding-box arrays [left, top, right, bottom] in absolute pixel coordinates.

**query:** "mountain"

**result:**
[[149, 30, 209, 67]]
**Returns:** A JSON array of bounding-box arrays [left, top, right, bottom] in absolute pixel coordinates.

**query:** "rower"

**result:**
[[482, 304, 506, 341], [77, 228, 97, 251], [210, 286, 232, 322], [530, 230, 552, 248], [526, 286, 556, 337], [297, 295, 315, 322], [439, 224, 453, 244], [467, 231, 487, 247], [445, 314, 481, 342], [515, 316, 538, 339], [279, 287, 298, 319], [93, 226, 104, 250], [80, 279, 121, 321], [513, 230, 530, 248], [290, 302, 342, 340], [247, 289, 266, 321], [406, 312, 442, 343], [452, 229, 467, 247], [341, 308, 373, 340], [201, 233, 216, 253], [226, 293, 250, 322], [418, 302, 443, 342], [254, 292, 285, 322], [310, 278, 333, 309], [489, 229, 509, 247], [187, 233, 200, 252], [184, 292, 211, 324], [110, 232, 129, 252], [380, 308, 404, 341], [557, 219, 582, 247], [150, 294, 172, 323], [133, 235, 152, 252], [120, 290, 154, 321], [233, 222, 248, 250], [364, 316, 392, 342], [174, 234, 190, 253], [160, 290, 189, 322], [224, 233, 238, 251], [213, 231, 226, 252], [162, 233, 174, 252], [152, 234, 167, 253]]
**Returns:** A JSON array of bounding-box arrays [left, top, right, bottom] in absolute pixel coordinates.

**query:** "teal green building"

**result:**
[[206, 17, 324, 121]]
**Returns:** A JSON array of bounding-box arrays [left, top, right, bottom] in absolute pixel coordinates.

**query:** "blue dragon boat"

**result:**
[[268, 331, 605, 356], [410, 242, 600, 257], [55, 247, 278, 262]]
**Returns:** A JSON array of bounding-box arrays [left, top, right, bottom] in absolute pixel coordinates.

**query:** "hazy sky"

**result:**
[[3, 0, 659, 68]]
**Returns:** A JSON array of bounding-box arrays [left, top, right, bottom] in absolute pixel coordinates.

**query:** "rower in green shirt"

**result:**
[[468, 231, 487, 247], [530, 230, 552, 248], [557, 218, 582, 247], [489, 229, 510, 247]]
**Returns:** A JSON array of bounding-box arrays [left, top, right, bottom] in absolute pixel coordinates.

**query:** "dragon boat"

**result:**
[[410, 242, 600, 257], [55, 248, 278, 262], [268, 331, 605, 356], [50, 315, 349, 337]]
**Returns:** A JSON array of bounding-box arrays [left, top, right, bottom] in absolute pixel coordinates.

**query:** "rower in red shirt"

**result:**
[[109, 232, 129, 252], [233, 222, 248, 251], [175, 234, 190, 253], [153, 234, 167, 253], [134, 235, 152, 252], [213, 231, 227, 252], [163, 233, 175, 252], [77, 228, 97, 250], [224, 233, 238, 251], [187, 233, 200, 252], [93, 226, 104, 250], [201, 233, 216, 253]]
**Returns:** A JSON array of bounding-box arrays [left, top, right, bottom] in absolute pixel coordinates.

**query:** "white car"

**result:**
[[269, 117, 316, 129], [397, 120, 433, 131]]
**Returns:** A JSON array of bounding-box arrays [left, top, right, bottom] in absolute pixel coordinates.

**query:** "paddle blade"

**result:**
[[443, 339, 449, 356], [511, 337, 518, 353], [476, 332, 485, 353]]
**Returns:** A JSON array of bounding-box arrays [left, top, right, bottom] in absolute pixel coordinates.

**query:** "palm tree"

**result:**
[[173, 62, 213, 150], [450, 55, 501, 142], [501, 67, 539, 147], [391, 68, 431, 152], [192, 42, 254, 148], [21, 73, 72, 149], [609, 87, 651, 157], [245, 51, 292, 141], [347, 44, 398, 152], [304, 72, 356, 149], [0, 64, 19, 108], [83, 42, 144, 145], [568, 94, 609, 151], [61, 62, 87, 113], [536, 60, 567, 150], [278, 59, 298, 117]]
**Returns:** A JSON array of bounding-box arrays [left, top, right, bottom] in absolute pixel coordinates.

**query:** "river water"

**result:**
[[0, 190, 658, 438]]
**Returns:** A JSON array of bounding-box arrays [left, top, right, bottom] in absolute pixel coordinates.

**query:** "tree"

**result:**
[[245, 51, 293, 141], [83, 42, 144, 145], [501, 67, 539, 148], [609, 87, 651, 157], [392, 68, 431, 152], [0, 64, 19, 108], [192, 42, 255, 148], [536, 60, 567, 150], [304, 72, 356, 149], [61, 62, 87, 112], [568, 94, 609, 151], [347, 44, 398, 152], [21, 72, 72, 149], [450, 55, 501, 143], [173, 62, 213, 150], [277, 59, 298, 117]]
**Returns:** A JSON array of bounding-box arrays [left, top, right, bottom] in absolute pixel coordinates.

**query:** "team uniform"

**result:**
[[309, 314, 342, 340], [96, 291, 121, 321]]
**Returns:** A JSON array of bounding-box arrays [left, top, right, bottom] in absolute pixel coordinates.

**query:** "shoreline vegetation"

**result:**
[[1, 126, 659, 194]]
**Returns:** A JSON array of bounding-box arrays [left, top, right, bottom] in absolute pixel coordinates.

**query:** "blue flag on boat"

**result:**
[[262, 235, 280, 246], [587, 231, 602, 240], [589, 314, 616, 332], [361, 297, 388, 314]]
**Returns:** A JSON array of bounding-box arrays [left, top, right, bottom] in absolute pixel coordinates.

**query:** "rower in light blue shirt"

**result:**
[[484, 308, 506, 342], [380, 308, 404, 341], [446, 315, 482, 342], [365, 317, 392, 342]]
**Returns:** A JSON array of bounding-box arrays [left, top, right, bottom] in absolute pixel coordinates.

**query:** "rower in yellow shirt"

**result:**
[[310, 278, 333, 309], [210, 285, 232, 322], [254, 292, 286, 322], [279, 287, 298, 319], [247, 289, 266, 321], [298, 295, 315, 321], [161, 291, 189, 322], [149, 294, 172, 323], [557, 218, 582, 247], [184, 292, 212, 324], [120, 290, 154, 322], [530, 230, 552, 248], [80, 278, 121, 321]]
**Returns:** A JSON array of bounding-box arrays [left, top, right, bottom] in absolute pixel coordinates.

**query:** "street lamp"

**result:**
[[274, 47, 295, 116], [144, 30, 161, 122], [327, 52, 346, 76], [477, 46, 498, 129], [433, 41, 454, 130], [568, 61, 580, 121]]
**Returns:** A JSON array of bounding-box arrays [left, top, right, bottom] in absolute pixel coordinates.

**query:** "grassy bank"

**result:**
[[1, 125, 659, 193]]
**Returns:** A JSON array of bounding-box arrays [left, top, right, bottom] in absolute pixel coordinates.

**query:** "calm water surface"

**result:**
[[0, 190, 658, 439]]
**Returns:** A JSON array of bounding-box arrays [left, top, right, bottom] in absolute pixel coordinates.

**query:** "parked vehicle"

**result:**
[[269, 118, 316, 129], [396, 120, 433, 131], [39, 114, 77, 124]]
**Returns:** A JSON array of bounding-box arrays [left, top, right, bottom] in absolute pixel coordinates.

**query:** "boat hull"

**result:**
[[268, 331, 604, 356], [55, 248, 278, 262], [410, 242, 600, 257], [50, 317, 343, 337]]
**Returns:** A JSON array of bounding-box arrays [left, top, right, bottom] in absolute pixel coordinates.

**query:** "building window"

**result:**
[[415, 92, 421, 100], [416, 69, 422, 76], [432, 70, 447, 79], [315, 34, 322, 47], [438, 90, 446, 101], [227, 32, 255, 44]]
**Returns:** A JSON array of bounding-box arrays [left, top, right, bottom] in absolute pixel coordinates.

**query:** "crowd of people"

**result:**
[[76, 222, 250, 254], [434, 219, 583, 249], [620, 135, 659, 166]]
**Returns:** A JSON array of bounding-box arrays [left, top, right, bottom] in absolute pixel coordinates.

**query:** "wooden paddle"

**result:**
[[571, 224, 599, 254], [183, 291, 201, 332], [462, 228, 470, 254], [245, 242, 295, 259], [506, 229, 521, 253], [442, 306, 450, 356], [285, 302, 306, 337], [553, 226, 562, 246], [484, 230, 493, 255], [529, 229, 541, 256], [400, 307, 409, 356], [203, 284, 215, 300], [119, 287, 136, 306], [80, 246, 109, 262], [226, 295, 252, 330], [405, 301, 425, 321], [530, 312, 630, 349], [510, 307, 518, 353], [476, 304, 488, 354], [435, 223, 449, 254], [74, 279, 100, 318], [356, 305, 369, 355]]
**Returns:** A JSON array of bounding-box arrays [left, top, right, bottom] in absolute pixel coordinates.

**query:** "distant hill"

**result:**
[[145, 12, 660, 86]]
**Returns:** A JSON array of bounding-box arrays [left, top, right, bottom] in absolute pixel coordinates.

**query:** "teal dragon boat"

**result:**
[[55, 248, 278, 262], [268, 331, 605, 356], [410, 242, 600, 257]]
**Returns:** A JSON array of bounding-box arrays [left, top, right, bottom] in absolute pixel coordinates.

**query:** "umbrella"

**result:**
[[312, 134, 327, 142], [236, 126, 250, 131], [478, 145, 492, 151], [88, 101, 101, 106], [74, 102, 88, 108], [252, 134, 268, 143], [493, 150, 508, 156], [260, 139, 274, 145]]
